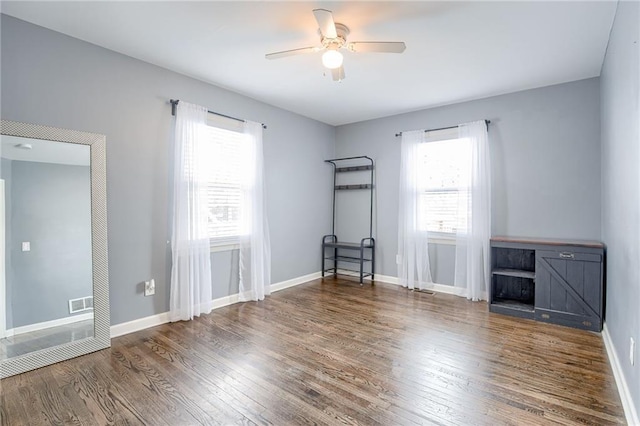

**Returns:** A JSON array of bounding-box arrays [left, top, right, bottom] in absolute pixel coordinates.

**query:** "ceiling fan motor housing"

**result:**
[[320, 23, 350, 50]]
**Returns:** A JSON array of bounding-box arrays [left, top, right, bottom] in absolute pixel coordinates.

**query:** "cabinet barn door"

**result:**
[[535, 250, 602, 331]]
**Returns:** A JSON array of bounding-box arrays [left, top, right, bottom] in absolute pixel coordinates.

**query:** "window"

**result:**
[[200, 121, 250, 247], [418, 129, 471, 236]]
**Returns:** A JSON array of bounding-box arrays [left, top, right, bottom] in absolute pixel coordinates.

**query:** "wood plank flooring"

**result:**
[[0, 277, 625, 425]]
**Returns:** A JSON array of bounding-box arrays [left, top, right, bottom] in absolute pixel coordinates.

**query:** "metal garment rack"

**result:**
[[322, 156, 375, 284]]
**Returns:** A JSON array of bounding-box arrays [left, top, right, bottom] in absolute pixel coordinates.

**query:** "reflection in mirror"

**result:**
[[1, 135, 93, 360], [0, 120, 108, 379]]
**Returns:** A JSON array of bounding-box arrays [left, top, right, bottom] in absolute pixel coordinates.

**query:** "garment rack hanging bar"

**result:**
[[394, 120, 490, 137], [170, 99, 267, 129], [325, 156, 374, 163]]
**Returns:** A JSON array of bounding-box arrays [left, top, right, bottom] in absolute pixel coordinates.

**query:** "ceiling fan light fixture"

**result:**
[[265, 8, 406, 82], [322, 49, 343, 69]]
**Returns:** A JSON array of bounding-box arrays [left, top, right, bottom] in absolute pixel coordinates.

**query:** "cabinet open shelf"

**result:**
[[492, 268, 535, 279], [491, 298, 535, 320], [492, 298, 534, 312]]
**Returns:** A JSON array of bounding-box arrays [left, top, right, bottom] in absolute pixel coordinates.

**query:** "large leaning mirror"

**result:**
[[0, 120, 109, 379]]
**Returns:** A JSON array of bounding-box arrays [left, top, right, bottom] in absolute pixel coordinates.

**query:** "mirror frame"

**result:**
[[0, 120, 110, 378]]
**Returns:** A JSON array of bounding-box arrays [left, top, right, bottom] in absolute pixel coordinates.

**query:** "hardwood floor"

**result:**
[[1, 319, 94, 360], [0, 277, 625, 425]]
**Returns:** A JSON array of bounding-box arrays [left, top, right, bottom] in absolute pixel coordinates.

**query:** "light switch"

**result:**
[[21, 242, 30, 252]]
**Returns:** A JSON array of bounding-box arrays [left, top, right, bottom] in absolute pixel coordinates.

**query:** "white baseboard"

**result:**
[[602, 323, 640, 426], [203, 293, 240, 312], [110, 312, 171, 338], [372, 273, 465, 296], [271, 271, 322, 292], [5, 312, 94, 337], [110, 271, 321, 338]]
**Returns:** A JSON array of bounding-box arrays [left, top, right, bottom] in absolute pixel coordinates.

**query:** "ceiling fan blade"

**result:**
[[265, 46, 320, 60], [331, 66, 345, 82], [313, 9, 337, 39], [348, 42, 406, 53]]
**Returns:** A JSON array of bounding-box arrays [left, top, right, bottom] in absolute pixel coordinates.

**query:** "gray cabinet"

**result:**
[[535, 249, 603, 331], [490, 237, 604, 331]]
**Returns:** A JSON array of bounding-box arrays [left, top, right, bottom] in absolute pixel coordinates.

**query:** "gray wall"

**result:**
[[8, 161, 92, 328], [335, 78, 602, 283], [1, 14, 335, 326], [600, 0, 640, 416], [1, 158, 14, 328]]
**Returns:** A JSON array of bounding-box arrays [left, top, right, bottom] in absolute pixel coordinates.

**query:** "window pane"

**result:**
[[419, 190, 469, 233], [418, 137, 470, 234], [202, 126, 248, 241]]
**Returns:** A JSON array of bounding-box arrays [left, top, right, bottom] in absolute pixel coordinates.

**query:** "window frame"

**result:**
[[418, 128, 471, 241], [204, 115, 246, 252]]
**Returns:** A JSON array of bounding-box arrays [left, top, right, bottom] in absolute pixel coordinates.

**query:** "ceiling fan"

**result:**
[[265, 9, 406, 82]]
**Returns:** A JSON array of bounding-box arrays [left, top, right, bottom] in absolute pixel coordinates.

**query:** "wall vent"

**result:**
[[69, 296, 94, 314]]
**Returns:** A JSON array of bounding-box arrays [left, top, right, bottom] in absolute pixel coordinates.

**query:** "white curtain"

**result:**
[[454, 120, 491, 301], [397, 130, 433, 290], [238, 120, 271, 301], [169, 101, 213, 322]]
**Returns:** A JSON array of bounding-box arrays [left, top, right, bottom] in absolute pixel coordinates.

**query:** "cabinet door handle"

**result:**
[[559, 252, 574, 259]]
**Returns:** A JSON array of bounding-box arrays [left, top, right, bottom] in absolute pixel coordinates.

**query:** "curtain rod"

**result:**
[[394, 120, 490, 137], [170, 99, 267, 129]]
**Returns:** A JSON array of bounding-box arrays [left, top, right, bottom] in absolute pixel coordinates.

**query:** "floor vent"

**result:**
[[69, 296, 94, 314]]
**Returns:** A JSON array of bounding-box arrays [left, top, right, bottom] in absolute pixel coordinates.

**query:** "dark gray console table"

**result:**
[[490, 237, 604, 331]]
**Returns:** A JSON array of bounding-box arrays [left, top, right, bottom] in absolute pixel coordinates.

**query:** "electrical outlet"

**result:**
[[630, 337, 635, 366], [396, 254, 402, 264], [144, 279, 155, 297]]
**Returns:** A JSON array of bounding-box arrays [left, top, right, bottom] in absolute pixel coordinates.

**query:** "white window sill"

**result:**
[[428, 234, 457, 246], [210, 242, 240, 252]]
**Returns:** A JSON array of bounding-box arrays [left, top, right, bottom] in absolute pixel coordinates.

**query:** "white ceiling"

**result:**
[[1, 1, 617, 126], [1, 135, 90, 166]]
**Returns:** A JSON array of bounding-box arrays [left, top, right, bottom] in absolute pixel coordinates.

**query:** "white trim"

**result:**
[[271, 272, 322, 292], [210, 243, 239, 253], [110, 271, 321, 338], [110, 311, 171, 338], [371, 273, 464, 296], [200, 293, 240, 314], [602, 323, 640, 426], [428, 237, 457, 246], [0, 180, 5, 339], [5, 312, 94, 337]]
